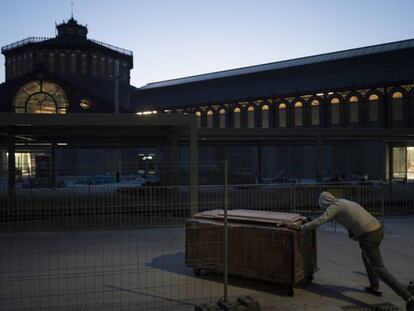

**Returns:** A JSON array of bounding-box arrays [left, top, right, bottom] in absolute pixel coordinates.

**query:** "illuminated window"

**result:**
[[349, 96, 359, 123], [331, 98, 340, 124], [70, 53, 76, 74], [80, 98, 92, 110], [59, 53, 65, 74], [262, 105, 269, 128], [195, 111, 201, 128], [13, 80, 68, 114], [278, 103, 287, 127], [294, 101, 303, 126], [369, 94, 379, 122], [247, 106, 255, 128], [81, 54, 87, 74], [392, 92, 403, 121], [207, 110, 214, 128], [219, 109, 226, 128], [49, 52, 55, 72], [311, 100, 319, 125], [234, 107, 241, 128]]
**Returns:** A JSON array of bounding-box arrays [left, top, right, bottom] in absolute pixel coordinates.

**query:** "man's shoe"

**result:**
[[408, 281, 414, 296], [406, 297, 414, 311], [364, 286, 382, 297]]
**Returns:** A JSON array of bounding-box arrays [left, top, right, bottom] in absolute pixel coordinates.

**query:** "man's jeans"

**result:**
[[359, 227, 411, 301]]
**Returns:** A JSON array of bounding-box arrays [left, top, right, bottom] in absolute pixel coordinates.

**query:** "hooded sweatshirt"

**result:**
[[303, 191, 381, 238]]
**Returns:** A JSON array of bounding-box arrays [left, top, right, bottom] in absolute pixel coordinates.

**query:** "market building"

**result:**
[[1, 17, 414, 183]]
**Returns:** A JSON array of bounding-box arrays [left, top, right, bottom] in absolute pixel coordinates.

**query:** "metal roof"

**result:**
[[140, 38, 414, 90]]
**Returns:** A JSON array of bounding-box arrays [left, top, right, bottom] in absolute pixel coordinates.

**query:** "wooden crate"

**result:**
[[185, 212, 317, 295]]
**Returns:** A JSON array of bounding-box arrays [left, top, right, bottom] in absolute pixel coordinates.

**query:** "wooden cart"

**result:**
[[185, 210, 317, 296]]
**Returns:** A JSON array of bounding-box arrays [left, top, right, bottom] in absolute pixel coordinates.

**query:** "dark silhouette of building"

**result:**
[[0, 17, 134, 114], [1, 18, 414, 183], [132, 39, 414, 182]]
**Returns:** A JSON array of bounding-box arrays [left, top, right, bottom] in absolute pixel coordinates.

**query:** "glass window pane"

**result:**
[[393, 147, 406, 179], [234, 108, 241, 128], [331, 98, 340, 124], [247, 106, 255, 128], [392, 92, 403, 121], [349, 96, 359, 123], [262, 105, 269, 128], [369, 95, 379, 122]]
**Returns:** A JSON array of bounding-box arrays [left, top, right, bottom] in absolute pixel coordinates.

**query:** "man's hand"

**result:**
[[287, 223, 303, 230]]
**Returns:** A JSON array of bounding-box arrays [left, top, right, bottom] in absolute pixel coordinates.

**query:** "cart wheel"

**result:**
[[193, 268, 202, 276], [286, 286, 294, 297]]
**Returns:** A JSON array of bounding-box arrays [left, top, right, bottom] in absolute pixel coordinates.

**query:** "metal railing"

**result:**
[[1, 36, 133, 58], [1, 37, 50, 52]]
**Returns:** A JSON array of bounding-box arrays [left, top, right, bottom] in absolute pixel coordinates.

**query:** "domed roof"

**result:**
[[56, 17, 88, 39]]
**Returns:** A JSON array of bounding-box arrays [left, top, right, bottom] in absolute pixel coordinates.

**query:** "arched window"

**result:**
[[219, 109, 226, 128], [108, 58, 114, 78], [247, 106, 255, 128], [81, 54, 87, 74], [100, 57, 106, 77], [13, 80, 68, 114], [392, 92, 403, 121], [349, 96, 359, 124], [262, 105, 269, 128], [23, 54, 28, 74], [195, 111, 201, 128], [123, 62, 128, 79], [28, 53, 33, 72], [11, 57, 16, 79], [17, 55, 22, 76], [49, 52, 55, 73], [330, 98, 340, 124], [91, 55, 98, 76], [234, 107, 241, 128], [59, 53, 65, 74], [278, 103, 287, 127], [294, 101, 303, 126], [6, 59, 11, 80], [369, 94, 379, 122], [70, 53, 76, 74], [207, 110, 214, 128], [311, 100, 319, 125]]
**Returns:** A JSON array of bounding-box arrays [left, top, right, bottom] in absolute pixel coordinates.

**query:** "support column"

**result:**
[[387, 143, 393, 181], [50, 143, 56, 189], [315, 135, 323, 182], [257, 143, 262, 184], [171, 131, 179, 164], [189, 121, 198, 216], [345, 141, 351, 181], [7, 127, 16, 209]]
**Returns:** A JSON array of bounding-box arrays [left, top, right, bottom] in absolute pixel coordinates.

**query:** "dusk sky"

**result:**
[[1, 0, 414, 87]]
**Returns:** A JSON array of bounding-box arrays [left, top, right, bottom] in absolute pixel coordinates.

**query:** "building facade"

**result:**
[[1, 18, 414, 183], [133, 40, 414, 183]]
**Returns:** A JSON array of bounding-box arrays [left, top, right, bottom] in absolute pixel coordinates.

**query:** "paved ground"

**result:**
[[0, 217, 413, 310]]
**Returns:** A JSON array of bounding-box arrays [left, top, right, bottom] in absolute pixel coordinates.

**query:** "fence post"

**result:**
[[7, 126, 16, 210], [381, 184, 385, 227], [189, 120, 198, 216], [223, 160, 229, 303]]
